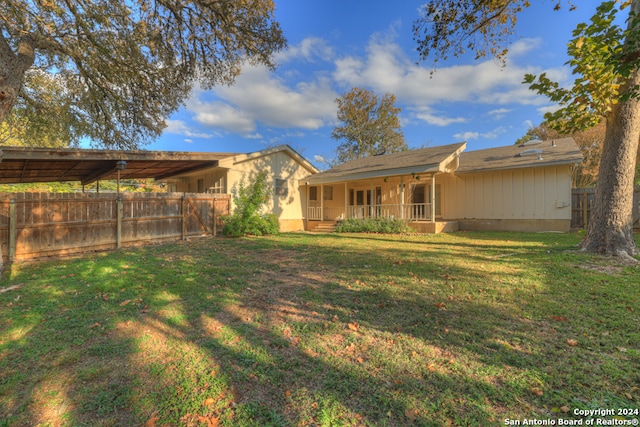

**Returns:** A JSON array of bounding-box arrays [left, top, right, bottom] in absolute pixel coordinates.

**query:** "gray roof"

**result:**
[[307, 142, 466, 184], [457, 137, 582, 174]]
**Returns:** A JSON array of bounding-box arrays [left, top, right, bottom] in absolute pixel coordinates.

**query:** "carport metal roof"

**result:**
[[0, 146, 236, 185]]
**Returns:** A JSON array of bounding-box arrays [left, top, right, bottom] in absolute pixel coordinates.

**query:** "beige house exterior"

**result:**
[[159, 138, 582, 234], [162, 145, 319, 232], [304, 138, 582, 233]]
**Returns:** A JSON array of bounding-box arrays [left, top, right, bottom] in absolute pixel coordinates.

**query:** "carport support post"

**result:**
[[116, 196, 123, 248], [9, 198, 16, 261]]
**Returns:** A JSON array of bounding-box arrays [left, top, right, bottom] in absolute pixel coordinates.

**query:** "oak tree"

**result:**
[[414, 0, 640, 259], [0, 0, 286, 149], [332, 87, 407, 164]]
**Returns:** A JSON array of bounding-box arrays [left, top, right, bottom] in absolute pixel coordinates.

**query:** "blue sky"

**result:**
[[151, 1, 606, 167]]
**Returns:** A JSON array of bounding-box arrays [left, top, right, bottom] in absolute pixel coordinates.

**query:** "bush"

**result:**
[[222, 171, 280, 237], [335, 217, 411, 234]]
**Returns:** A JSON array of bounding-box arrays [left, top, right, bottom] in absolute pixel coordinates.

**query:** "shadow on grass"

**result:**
[[0, 232, 637, 426]]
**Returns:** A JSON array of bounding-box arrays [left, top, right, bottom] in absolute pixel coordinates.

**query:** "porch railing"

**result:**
[[308, 203, 432, 221]]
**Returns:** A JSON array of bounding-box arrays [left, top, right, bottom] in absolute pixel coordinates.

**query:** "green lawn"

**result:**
[[0, 232, 638, 426]]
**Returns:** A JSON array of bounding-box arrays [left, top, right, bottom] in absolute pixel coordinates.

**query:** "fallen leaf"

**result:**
[[145, 416, 159, 427], [348, 322, 360, 332], [89, 322, 101, 329], [204, 398, 216, 406], [617, 347, 628, 353], [120, 299, 132, 306], [530, 387, 544, 396], [405, 408, 418, 420], [428, 364, 436, 372], [551, 315, 567, 322], [434, 302, 446, 309], [285, 389, 291, 397], [566, 339, 579, 347], [331, 315, 339, 322], [291, 336, 301, 346], [560, 406, 570, 413], [356, 357, 363, 363]]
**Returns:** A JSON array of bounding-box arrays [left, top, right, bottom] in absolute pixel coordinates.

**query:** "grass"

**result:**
[[0, 231, 638, 426]]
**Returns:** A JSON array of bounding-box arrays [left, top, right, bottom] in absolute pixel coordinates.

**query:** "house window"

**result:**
[[323, 186, 333, 201], [275, 179, 288, 196], [197, 179, 205, 193], [309, 186, 318, 201]]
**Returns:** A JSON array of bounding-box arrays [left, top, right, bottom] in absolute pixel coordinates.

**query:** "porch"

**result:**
[[305, 176, 455, 233]]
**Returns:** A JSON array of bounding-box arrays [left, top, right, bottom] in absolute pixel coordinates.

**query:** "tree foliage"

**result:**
[[332, 87, 407, 164], [413, 0, 640, 259], [0, 0, 286, 149], [0, 71, 75, 147], [222, 171, 279, 237]]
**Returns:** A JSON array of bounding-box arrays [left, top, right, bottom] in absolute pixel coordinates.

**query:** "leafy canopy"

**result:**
[[0, 0, 286, 149], [524, 1, 636, 133], [332, 87, 407, 164]]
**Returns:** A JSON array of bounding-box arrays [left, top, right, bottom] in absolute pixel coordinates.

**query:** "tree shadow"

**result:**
[[0, 232, 636, 426]]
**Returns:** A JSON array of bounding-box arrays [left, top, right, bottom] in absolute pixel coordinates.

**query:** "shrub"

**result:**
[[335, 217, 410, 234], [222, 171, 280, 237]]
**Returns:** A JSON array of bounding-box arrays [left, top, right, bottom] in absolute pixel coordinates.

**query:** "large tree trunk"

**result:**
[[580, 73, 640, 259], [580, 0, 640, 259], [0, 36, 34, 123]]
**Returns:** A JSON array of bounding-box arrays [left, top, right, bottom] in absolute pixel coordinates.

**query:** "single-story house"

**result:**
[[161, 145, 320, 232], [303, 137, 582, 233], [0, 137, 582, 233]]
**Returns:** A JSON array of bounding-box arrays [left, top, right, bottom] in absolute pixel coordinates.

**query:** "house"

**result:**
[[303, 137, 582, 233], [162, 145, 319, 232], [0, 138, 582, 234]]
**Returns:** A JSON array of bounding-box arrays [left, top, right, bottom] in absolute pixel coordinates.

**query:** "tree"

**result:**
[[413, 1, 640, 259], [332, 87, 407, 164], [516, 121, 607, 188], [0, 0, 285, 149], [0, 71, 75, 147]]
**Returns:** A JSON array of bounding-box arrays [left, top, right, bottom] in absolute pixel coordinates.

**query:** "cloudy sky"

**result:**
[[152, 0, 607, 166]]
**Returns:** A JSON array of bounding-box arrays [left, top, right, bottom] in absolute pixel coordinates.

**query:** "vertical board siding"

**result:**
[[441, 166, 573, 221], [0, 192, 230, 260]]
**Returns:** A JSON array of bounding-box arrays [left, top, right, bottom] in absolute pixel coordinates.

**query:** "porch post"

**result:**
[[344, 182, 348, 219], [431, 174, 436, 223], [400, 177, 405, 219], [370, 182, 375, 218], [320, 184, 324, 221], [306, 183, 310, 225]]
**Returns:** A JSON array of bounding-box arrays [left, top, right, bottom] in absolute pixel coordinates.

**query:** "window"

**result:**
[[197, 178, 205, 193], [275, 179, 288, 196], [309, 186, 318, 201], [323, 186, 333, 201]]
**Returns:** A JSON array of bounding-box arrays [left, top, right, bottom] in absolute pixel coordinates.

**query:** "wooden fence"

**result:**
[[0, 192, 230, 261], [571, 187, 640, 229]]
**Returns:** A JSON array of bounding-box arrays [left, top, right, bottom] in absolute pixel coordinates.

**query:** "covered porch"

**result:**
[[303, 143, 466, 233]]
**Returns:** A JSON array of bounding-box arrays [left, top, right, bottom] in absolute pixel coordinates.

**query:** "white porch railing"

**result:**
[[309, 203, 432, 221]]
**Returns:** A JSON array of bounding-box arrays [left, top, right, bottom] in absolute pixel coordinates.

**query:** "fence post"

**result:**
[[582, 192, 588, 229], [181, 195, 187, 240], [116, 196, 123, 248], [212, 197, 217, 236], [9, 198, 16, 261]]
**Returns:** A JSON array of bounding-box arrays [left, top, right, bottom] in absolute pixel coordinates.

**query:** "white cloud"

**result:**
[[454, 131, 480, 141], [185, 65, 338, 136], [332, 31, 564, 109], [314, 154, 327, 163], [415, 109, 467, 126], [537, 105, 562, 116], [276, 37, 334, 63], [164, 120, 215, 139], [454, 127, 508, 141], [184, 138, 193, 144], [488, 108, 512, 120]]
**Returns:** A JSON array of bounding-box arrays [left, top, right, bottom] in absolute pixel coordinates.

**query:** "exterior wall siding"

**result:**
[[440, 165, 572, 222]]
